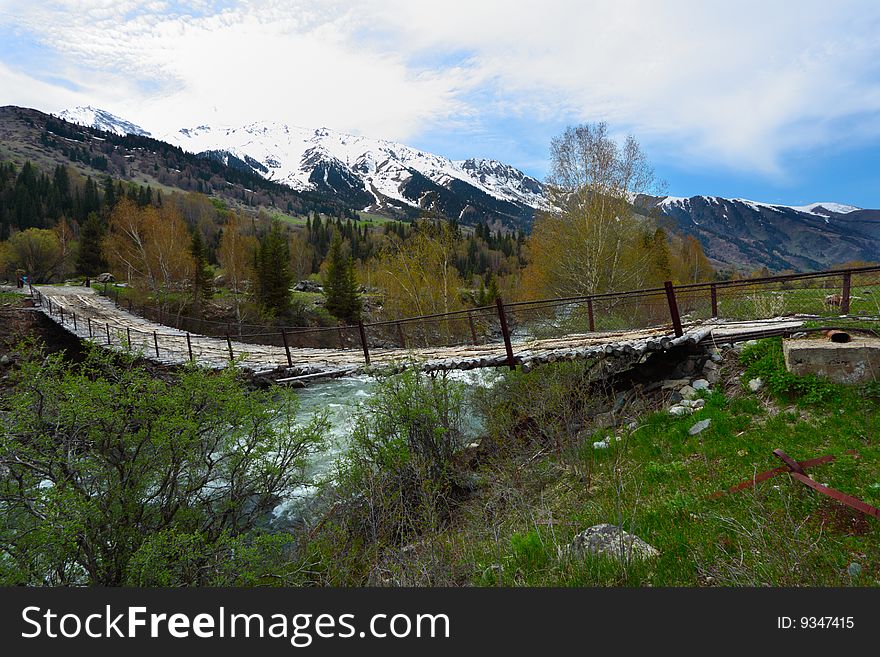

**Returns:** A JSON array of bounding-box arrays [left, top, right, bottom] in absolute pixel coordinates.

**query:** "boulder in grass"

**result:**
[[569, 524, 659, 561], [96, 273, 115, 283], [689, 419, 711, 435]]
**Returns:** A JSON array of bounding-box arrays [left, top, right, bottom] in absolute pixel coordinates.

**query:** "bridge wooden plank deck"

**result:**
[[29, 286, 807, 381]]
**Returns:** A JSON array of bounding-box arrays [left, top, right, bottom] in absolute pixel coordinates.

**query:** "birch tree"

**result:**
[[523, 123, 661, 298]]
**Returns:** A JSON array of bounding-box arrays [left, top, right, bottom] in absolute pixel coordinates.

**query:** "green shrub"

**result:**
[[333, 368, 468, 548], [0, 343, 328, 586]]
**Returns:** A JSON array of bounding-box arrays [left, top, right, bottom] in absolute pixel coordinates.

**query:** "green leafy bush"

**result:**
[[0, 343, 328, 585], [333, 368, 468, 548]]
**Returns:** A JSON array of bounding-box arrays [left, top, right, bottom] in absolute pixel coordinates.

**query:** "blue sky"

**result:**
[[1, 1, 879, 207]]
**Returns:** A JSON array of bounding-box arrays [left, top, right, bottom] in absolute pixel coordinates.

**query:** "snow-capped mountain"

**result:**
[[54, 105, 878, 269], [657, 195, 861, 220], [642, 195, 878, 271], [58, 106, 151, 137], [161, 120, 547, 226], [58, 106, 545, 227]]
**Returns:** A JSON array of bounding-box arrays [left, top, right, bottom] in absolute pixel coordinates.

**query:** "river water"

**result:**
[[271, 369, 500, 525]]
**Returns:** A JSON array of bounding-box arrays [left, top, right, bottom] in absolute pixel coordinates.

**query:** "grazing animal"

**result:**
[[824, 293, 843, 308]]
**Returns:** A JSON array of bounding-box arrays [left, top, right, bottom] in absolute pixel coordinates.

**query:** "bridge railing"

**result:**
[[34, 264, 880, 369]]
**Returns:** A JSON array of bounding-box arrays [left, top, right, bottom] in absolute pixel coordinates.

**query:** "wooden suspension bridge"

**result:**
[[22, 265, 880, 383]]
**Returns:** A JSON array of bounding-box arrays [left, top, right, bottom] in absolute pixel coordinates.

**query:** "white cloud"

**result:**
[[1, 0, 879, 175]]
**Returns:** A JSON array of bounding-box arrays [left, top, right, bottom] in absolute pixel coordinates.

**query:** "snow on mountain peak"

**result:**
[[159, 119, 548, 210], [659, 195, 861, 218], [58, 106, 151, 137]]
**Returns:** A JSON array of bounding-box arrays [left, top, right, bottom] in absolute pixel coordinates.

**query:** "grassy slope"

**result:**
[[411, 338, 880, 587]]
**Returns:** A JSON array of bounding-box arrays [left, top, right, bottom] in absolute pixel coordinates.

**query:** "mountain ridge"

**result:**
[[11, 104, 880, 271]]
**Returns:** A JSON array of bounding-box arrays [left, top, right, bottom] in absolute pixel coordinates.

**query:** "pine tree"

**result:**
[[189, 229, 214, 314], [323, 230, 361, 323], [254, 220, 293, 316], [76, 212, 107, 275]]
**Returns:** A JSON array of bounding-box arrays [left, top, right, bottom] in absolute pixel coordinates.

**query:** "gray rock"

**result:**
[[293, 280, 323, 293], [0, 354, 10, 366], [661, 378, 691, 390], [689, 418, 711, 435], [569, 524, 659, 561], [848, 562, 863, 578], [691, 399, 706, 410], [748, 377, 763, 392], [705, 369, 720, 384], [669, 405, 692, 416], [592, 411, 616, 429], [791, 332, 807, 339], [679, 385, 696, 400], [96, 272, 115, 283], [692, 379, 710, 391]]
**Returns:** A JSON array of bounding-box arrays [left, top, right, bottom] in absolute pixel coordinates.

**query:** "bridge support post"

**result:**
[[186, 333, 193, 362], [664, 281, 683, 337], [87, 317, 92, 338], [127, 327, 132, 350], [467, 311, 478, 345], [153, 332, 160, 359], [105, 323, 111, 345], [281, 329, 293, 367], [841, 272, 851, 315], [226, 334, 234, 362], [72, 312, 77, 332], [710, 283, 718, 318], [59, 307, 64, 324], [587, 298, 595, 331], [495, 297, 516, 371], [358, 321, 371, 366], [396, 322, 406, 348]]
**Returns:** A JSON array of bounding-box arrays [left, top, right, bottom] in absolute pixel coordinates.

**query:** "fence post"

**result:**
[[710, 283, 718, 318], [58, 307, 64, 324], [186, 333, 193, 362], [495, 297, 516, 371], [841, 272, 851, 315], [280, 328, 293, 367], [87, 317, 92, 338], [664, 281, 683, 337], [358, 321, 371, 366], [226, 334, 234, 362], [587, 298, 595, 332], [127, 327, 132, 350], [467, 311, 478, 345], [47, 298, 52, 315], [72, 312, 77, 332], [153, 331, 160, 359], [337, 327, 345, 350], [396, 322, 406, 348], [105, 323, 111, 345]]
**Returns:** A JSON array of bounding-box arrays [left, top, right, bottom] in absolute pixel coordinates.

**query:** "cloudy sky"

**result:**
[[1, 0, 879, 206]]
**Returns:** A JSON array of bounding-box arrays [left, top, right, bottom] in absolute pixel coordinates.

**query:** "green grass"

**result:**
[[451, 337, 880, 586], [271, 210, 401, 229], [0, 291, 22, 304]]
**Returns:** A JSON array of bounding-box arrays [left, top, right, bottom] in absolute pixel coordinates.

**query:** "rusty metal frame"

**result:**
[[711, 449, 880, 520]]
